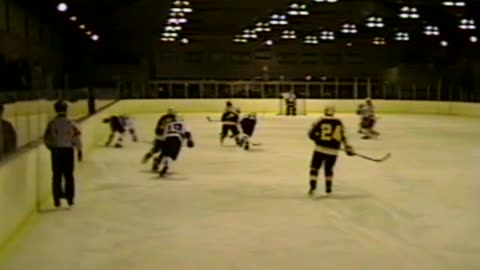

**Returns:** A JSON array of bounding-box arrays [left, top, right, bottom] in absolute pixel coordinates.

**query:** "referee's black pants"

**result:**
[[50, 147, 75, 206]]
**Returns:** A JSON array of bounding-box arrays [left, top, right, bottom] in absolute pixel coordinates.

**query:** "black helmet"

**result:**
[[54, 100, 68, 114], [226, 101, 232, 107]]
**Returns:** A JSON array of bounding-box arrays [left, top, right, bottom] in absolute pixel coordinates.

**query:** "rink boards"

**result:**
[[0, 99, 480, 270]]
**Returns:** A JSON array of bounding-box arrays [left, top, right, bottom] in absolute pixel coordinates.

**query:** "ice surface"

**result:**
[[1, 113, 480, 270]]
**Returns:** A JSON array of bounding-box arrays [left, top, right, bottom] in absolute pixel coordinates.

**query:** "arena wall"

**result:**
[[0, 100, 116, 250], [115, 99, 478, 117]]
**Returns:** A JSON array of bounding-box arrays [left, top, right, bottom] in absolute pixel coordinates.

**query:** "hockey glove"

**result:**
[[77, 150, 83, 162], [187, 140, 194, 148], [345, 145, 355, 156]]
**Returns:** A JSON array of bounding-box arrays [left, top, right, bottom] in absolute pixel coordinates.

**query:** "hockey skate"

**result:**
[[159, 166, 169, 177]]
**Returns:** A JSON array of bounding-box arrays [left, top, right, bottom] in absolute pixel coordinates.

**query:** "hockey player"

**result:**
[[308, 105, 355, 197], [282, 90, 296, 116], [142, 108, 177, 170], [238, 113, 257, 150], [356, 98, 379, 139], [156, 115, 194, 177], [103, 115, 138, 147], [220, 101, 241, 145]]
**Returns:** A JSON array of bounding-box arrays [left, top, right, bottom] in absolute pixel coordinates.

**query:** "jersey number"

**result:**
[[167, 123, 182, 133], [320, 124, 342, 141]]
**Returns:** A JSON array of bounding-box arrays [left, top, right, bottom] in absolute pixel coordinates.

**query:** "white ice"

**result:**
[[1, 113, 480, 270]]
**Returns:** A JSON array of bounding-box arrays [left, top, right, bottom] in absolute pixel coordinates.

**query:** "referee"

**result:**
[[43, 100, 82, 208]]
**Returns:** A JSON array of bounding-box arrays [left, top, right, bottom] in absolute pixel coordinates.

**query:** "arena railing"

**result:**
[[136, 79, 479, 102]]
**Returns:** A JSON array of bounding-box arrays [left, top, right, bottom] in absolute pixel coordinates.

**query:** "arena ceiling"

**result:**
[[35, 0, 480, 55]]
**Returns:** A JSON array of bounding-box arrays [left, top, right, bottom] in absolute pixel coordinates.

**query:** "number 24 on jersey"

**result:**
[[320, 123, 343, 141]]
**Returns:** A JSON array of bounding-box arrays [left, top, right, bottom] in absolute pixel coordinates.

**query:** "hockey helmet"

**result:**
[[54, 100, 68, 114], [248, 112, 257, 119], [324, 105, 335, 116], [167, 108, 176, 115], [226, 101, 232, 107]]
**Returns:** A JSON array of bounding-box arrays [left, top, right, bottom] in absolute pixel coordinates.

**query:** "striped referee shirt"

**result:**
[[44, 115, 82, 150]]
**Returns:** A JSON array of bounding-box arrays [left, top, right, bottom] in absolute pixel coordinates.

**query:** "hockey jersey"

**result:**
[[163, 121, 191, 141], [308, 116, 346, 155]]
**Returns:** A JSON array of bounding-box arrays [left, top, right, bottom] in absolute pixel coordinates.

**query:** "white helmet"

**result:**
[[324, 105, 335, 116]]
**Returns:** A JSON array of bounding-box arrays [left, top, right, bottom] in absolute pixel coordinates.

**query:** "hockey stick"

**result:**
[[341, 149, 391, 162], [206, 116, 221, 122]]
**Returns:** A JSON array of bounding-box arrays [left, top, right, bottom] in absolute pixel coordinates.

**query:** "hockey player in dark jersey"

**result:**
[[220, 101, 241, 145], [308, 105, 355, 197], [103, 115, 137, 148], [238, 113, 257, 150], [142, 108, 177, 170]]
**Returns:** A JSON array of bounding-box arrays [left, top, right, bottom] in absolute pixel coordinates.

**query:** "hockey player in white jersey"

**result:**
[[356, 98, 379, 139], [237, 113, 257, 150], [157, 115, 194, 177]]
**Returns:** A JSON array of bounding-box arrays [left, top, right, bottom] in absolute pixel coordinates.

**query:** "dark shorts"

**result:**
[[310, 151, 338, 177], [221, 125, 240, 136], [162, 137, 182, 160]]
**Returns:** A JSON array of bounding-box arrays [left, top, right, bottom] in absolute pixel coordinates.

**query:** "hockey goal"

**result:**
[[277, 93, 307, 115]]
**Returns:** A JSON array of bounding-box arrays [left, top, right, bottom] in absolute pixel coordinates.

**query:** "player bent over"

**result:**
[[356, 98, 379, 139], [238, 113, 257, 150], [156, 115, 194, 177], [220, 101, 241, 145], [308, 105, 355, 197], [142, 108, 177, 170], [103, 115, 137, 147]]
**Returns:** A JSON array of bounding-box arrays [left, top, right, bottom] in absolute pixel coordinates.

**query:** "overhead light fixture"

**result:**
[[288, 3, 309, 16], [91, 35, 99, 41], [69, 16, 77, 21], [86, 31, 92, 35], [79, 24, 86, 29], [265, 40, 274, 46], [440, 40, 448, 47], [424, 25, 440, 36], [395, 32, 409, 41], [366, 17, 384, 28], [57, 3, 68, 12], [470, 36, 478, 43], [270, 14, 288, 25], [304, 35, 318, 44], [281, 30, 296, 39], [241, 29, 258, 39], [373, 37, 386, 45], [162, 32, 178, 37], [399, 6, 420, 19], [161, 37, 176, 42], [180, 38, 189, 44], [341, 23, 357, 34], [459, 19, 476, 30], [320, 30, 335, 40], [165, 25, 182, 31], [173, 0, 190, 6], [313, 0, 338, 3], [233, 35, 248, 43], [255, 22, 271, 32], [442, 1, 465, 6]]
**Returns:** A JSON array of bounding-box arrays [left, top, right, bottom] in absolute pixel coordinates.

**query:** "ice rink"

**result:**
[[1, 113, 480, 270]]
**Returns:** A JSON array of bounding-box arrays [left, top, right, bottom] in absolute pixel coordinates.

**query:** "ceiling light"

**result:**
[[69, 16, 77, 22], [366, 17, 384, 28], [181, 38, 189, 44], [86, 31, 92, 35], [270, 14, 288, 25], [395, 32, 409, 41], [161, 37, 176, 42], [320, 30, 335, 40], [442, 1, 465, 6], [313, 0, 338, 3], [440, 40, 448, 47], [341, 23, 357, 34], [91, 35, 99, 41], [57, 3, 68, 12], [459, 19, 475, 30], [288, 3, 309, 16], [373, 37, 386, 45], [304, 35, 318, 44], [265, 40, 274, 46], [399, 6, 420, 19], [424, 25, 440, 36], [79, 24, 86, 30], [470, 36, 478, 43]]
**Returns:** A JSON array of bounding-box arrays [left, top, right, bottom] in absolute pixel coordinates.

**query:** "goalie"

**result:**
[[308, 105, 355, 197], [103, 115, 137, 148], [356, 98, 379, 139]]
